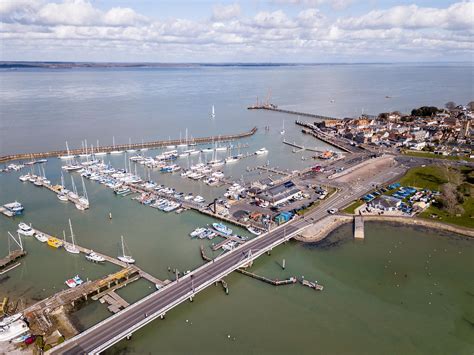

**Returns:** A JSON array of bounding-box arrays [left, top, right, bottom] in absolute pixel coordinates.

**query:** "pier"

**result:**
[[248, 104, 338, 121], [30, 226, 168, 286], [0, 250, 26, 272], [211, 235, 246, 251], [354, 215, 364, 239], [0, 127, 257, 163], [282, 139, 322, 153]]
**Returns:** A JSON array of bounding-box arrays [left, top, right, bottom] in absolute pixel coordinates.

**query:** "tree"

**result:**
[[445, 101, 456, 110], [411, 106, 439, 117], [440, 183, 459, 214], [467, 101, 474, 111]]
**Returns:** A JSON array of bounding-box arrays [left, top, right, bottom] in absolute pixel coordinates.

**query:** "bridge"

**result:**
[[49, 183, 360, 354]]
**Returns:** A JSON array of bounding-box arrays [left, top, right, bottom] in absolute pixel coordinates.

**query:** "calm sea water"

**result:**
[[0, 64, 473, 354], [1, 63, 473, 155]]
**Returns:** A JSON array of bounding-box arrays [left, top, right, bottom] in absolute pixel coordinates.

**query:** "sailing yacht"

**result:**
[[117, 236, 135, 264], [280, 120, 285, 135], [110, 136, 124, 154], [64, 219, 80, 254], [75, 177, 89, 210], [211, 105, 215, 119], [59, 141, 75, 160], [127, 138, 136, 153], [95, 140, 107, 156]]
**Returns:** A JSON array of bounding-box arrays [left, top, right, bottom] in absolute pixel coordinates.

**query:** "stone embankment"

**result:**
[[295, 214, 474, 243]]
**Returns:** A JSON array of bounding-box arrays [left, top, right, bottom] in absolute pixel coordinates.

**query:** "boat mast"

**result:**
[[81, 177, 88, 201], [69, 219, 75, 247]]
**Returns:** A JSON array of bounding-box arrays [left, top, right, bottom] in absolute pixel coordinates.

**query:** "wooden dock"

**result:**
[[282, 139, 322, 153], [0, 127, 257, 163], [256, 165, 292, 176], [30, 226, 168, 285], [0, 250, 27, 271], [211, 234, 245, 251], [0, 207, 14, 217]]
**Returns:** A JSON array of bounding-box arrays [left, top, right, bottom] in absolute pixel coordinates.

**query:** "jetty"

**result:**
[[354, 215, 364, 239], [0, 127, 257, 163], [200, 246, 297, 286], [0, 250, 26, 272], [282, 139, 322, 153], [248, 104, 338, 121]]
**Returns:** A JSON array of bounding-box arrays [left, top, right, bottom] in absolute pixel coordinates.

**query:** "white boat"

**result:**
[[225, 156, 239, 163], [17, 222, 35, 236], [0, 313, 23, 327], [255, 147, 268, 155], [57, 192, 69, 201], [64, 219, 80, 254], [212, 222, 232, 236], [280, 120, 285, 135], [85, 251, 105, 263], [3, 201, 24, 215], [194, 195, 205, 203], [65, 278, 77, 288], [247, 226, 263, 236], [0, 319, 29, 342], [117, 236, 135, 264], [35, 232, 48, 243], [211, 105, 215, 119], [208, 159, 224, 167], [110, 136, 124, 154], [19, 174, 30, 182], [59, 141, 75, 160], [190, 227, 206, 238]]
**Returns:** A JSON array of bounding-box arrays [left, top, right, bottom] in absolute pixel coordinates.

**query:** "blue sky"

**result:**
[[1, 0, 472, 62]]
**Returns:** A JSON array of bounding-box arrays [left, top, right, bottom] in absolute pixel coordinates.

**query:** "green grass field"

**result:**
[[402, 150, 473, 162], [342, 200, 365, 214], [399, 165, 474, 228], [399, 165, 448, 190]]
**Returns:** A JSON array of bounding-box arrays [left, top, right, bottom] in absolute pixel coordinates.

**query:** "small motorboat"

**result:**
[[65, 278, 77, 288], [247, 226, 262, 236], [85, 251, 105, 263], [212, 222, 233, 236], [17, 223, 35, 236], [73, 275, 84, 285], [34, 232, 48, 243]]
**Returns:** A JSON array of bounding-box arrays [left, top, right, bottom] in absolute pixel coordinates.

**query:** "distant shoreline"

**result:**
[[1, 61, 472, 69]]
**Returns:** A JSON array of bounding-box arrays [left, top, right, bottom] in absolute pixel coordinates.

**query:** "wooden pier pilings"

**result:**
[[0, 127, 258, 163], [248, 105, 338, 121]]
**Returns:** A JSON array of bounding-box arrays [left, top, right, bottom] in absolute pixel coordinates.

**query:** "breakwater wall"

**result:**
[[0, 127, 258, 163]]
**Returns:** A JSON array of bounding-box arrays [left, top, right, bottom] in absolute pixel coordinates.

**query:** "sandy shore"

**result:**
[[295, 214, 474, 243]]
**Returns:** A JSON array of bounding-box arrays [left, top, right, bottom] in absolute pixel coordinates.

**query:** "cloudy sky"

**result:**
[[1, 0, 473, 62]]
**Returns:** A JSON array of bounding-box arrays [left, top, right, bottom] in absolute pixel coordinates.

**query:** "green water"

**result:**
[[1, 134, 473, 354], [101, 222, 473, 355]]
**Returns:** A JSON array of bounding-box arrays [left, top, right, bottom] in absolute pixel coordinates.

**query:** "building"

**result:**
[[370, 195, 402, 211], [255, 181, 302, 207]]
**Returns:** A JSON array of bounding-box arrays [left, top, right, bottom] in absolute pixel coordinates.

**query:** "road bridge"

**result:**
[[49, 158, 403, 354]]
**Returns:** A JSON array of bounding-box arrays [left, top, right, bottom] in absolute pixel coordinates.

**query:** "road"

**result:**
[[51, 162, 405, 354]]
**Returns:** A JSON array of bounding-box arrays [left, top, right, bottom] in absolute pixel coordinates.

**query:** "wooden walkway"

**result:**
[[0, 250, 26, 271], [0, 127, 257, 163], [248, 105, 338, 121], [30, 226, 168, 285]]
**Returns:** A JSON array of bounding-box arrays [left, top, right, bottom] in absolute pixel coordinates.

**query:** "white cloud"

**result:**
[[271, 0, 353, 10], [338, 2, 474, 31], [212, 3, 241, 21], [0, 0, 472, 62]]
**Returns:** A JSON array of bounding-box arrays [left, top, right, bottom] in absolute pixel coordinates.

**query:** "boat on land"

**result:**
[[212, 222, 233, 236], [17, 223, 35, 236], [47, 236, 63, 248], [34, 232, 48, 243], [117, 236, 135, 264], [85, 251, 105, 263], [64, 219, 80, 254]]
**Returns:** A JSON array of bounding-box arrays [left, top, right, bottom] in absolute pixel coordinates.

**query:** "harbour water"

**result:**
[[1, 63, 473, 354]]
